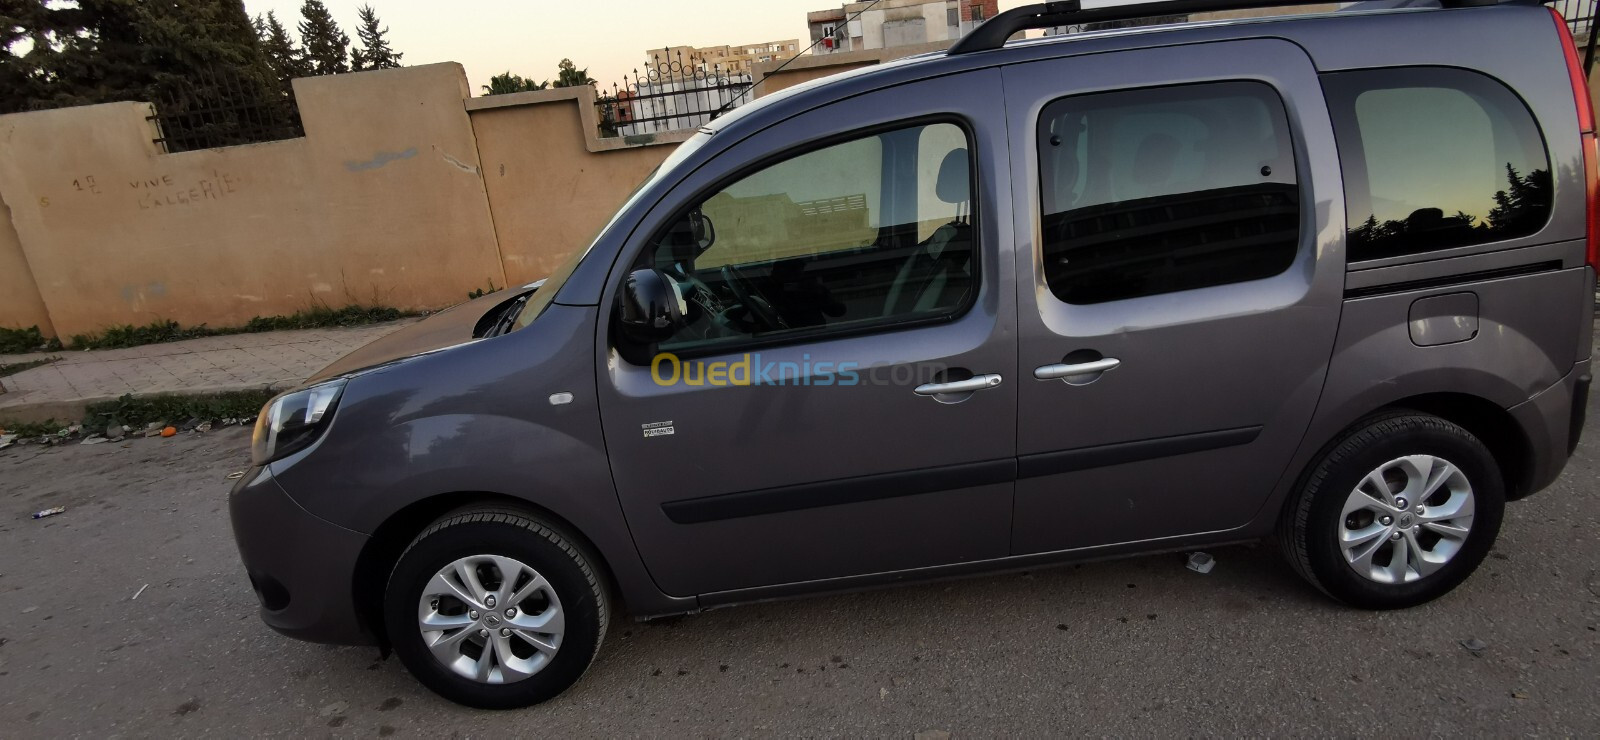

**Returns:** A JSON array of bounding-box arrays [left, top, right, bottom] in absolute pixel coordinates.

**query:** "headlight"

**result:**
[[251, 379, 348, 466]]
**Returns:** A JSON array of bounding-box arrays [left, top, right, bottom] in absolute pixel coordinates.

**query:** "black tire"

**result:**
[[384, 510, 608, 709], [1278, 412, 1505, 609]]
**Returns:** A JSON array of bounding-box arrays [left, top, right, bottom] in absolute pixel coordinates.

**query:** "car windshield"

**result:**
[[509, 131, 713, 332]]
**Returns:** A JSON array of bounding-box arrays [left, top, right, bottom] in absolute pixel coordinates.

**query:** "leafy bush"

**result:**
[[0, 325, 63, 354], [81, 390, 276, 431], [68, 305, 417, 350]]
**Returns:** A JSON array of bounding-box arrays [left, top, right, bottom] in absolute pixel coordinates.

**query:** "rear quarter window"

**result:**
[[1323, 67, 1552, 263]]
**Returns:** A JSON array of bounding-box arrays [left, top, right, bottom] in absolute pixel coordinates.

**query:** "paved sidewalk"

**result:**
[[0, 319, 417, 423]]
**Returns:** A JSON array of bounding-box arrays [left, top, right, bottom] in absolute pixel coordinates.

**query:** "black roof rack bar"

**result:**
[[947, 0, 1509, 55]]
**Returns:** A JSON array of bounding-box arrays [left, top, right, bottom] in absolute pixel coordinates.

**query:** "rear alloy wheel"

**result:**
[[1337, 455, 1476, 585], [386, 510, 608, 708], [1280, 412, 1504, 609]]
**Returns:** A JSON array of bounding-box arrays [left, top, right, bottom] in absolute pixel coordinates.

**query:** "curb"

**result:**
[[0, 383, 290, 426]]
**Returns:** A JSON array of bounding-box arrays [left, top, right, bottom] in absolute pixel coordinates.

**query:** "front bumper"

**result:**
[[228, 466, 375, 645]]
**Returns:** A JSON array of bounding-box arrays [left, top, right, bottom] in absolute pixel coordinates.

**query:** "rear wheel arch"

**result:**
[[353, 492, 622, 650], [1379, 393, 1533, 500], [1276, 410, 1505, 607], [1276, 392, 1533, 530]]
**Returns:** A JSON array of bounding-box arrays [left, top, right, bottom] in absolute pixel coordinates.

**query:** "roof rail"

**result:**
[[947, 0, 1511, 55]]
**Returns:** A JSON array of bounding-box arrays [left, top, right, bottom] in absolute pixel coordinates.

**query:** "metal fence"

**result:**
[[593, 1, 1599, 140], [1554, 0, 1599, 74], [147, 67, 304, 153], [594, 48, 753, 138]]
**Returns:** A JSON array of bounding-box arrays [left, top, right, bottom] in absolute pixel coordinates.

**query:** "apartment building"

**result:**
[[807, 0, 999, 54], [645, 39, 803, 79]]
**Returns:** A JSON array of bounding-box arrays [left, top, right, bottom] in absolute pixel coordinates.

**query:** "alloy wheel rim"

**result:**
[[417, 554, 565, 684], [1338, 454, 1476, 584]]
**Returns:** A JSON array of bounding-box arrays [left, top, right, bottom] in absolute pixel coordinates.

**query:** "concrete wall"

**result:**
[[0, 63, 504, 340], [467, 87, 688, 285], [0, 63, 710, 343], [0, 194, 53, 335]]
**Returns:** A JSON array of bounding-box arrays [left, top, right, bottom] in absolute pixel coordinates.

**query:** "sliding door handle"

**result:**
[[1034, 357, 1120, 381], [914, 374, 1003, 396]]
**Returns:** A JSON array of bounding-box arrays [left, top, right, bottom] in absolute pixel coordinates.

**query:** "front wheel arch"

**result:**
[[353, 492, 621, 651]]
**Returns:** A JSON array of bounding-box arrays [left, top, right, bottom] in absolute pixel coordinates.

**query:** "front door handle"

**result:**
[[1034, 358, 1120, 381], [914, 374, 1003, 396]]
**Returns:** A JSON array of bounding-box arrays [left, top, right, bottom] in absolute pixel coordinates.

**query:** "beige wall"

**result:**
[[0, 193, 53, 335], [0, 53, 901, 343], [467, 87, 685, 285], [0, 63, 503, 340]]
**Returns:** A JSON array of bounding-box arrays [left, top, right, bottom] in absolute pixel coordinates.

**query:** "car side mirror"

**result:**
[[618, 268, 686, 343]]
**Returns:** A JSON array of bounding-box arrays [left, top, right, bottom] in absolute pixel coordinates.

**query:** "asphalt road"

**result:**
[[1, 406, 1598, 736]]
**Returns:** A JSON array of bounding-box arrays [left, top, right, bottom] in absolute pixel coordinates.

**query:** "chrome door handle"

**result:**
[[914, 374, 1003, 396], [1034, 358, 1120, 381]]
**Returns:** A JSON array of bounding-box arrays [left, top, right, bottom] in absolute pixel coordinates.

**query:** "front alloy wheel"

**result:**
[[418, 555, 566, 684], [386, 510, 608, 709]]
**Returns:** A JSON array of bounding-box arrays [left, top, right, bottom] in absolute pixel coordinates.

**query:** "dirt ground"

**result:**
[[1, 414, 1598, 736]]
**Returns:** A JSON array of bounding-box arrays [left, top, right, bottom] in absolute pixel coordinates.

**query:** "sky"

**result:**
[[242, 0, 1034, 95]]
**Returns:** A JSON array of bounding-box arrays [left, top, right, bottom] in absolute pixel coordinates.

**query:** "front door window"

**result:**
[[631, 121, 978, 356]]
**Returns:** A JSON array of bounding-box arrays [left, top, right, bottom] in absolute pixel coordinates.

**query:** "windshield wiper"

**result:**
[[489, 294, 531, 338]]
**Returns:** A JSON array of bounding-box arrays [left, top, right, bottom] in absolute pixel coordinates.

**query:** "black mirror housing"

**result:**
[[618, 269, 685, 343]]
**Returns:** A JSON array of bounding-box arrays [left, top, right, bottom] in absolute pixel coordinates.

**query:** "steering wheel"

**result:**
[[720, 265, 789, 331]]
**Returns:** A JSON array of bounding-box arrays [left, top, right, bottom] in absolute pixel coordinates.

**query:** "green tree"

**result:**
[[349, 4, 401, 70], [552, 58, 594, 88], [297, 0, 348, 75], [3, 0, 278, 112], [255, 11, 309, 86], [481, 71, 547, 95], [0, 0, 72, 112]]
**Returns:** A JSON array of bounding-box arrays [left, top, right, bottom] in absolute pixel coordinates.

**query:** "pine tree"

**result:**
[[350, 4, 401, 70], [256, 10, 310, 86], [552, 58, 594, 88], [1, 0, 302, 148], [11, 0, 275, 108], [297, 0, 349, 75], [0, 0, 64, 112]]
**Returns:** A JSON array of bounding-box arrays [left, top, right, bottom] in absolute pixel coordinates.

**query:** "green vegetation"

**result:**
[[350, 4, 402, 71], [83, 390, 274, 431], [467, 281, 500, 300], [552, 58, 595, 88], [0, 357, 58, 378], [68, 304, 416, 351], [255, 11, 311, 86], [4, 0, 406, 129], [482, 71, 549, 95], [1, 390, 274, 440], [238, 303, 410, 331], [483, 58, 597, 96], [2, 0, 274, 114], [0, 325, 62, 354], [0, 418, 63, 438], [296, 0, 350, 75]]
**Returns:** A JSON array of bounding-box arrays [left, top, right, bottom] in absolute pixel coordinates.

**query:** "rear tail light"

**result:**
[[1551, 8, 1599, 272]]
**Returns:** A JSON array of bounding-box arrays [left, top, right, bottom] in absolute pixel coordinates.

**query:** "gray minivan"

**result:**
[[230, 0, 1599, 708]]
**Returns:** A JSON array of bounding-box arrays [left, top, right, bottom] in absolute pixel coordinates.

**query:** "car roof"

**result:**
[[706, 1, 1549, 141]]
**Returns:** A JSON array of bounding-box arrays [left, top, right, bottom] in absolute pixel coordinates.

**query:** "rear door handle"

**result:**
[[914, 374, 1003, 396], [1034, 358, 1120, 381]]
